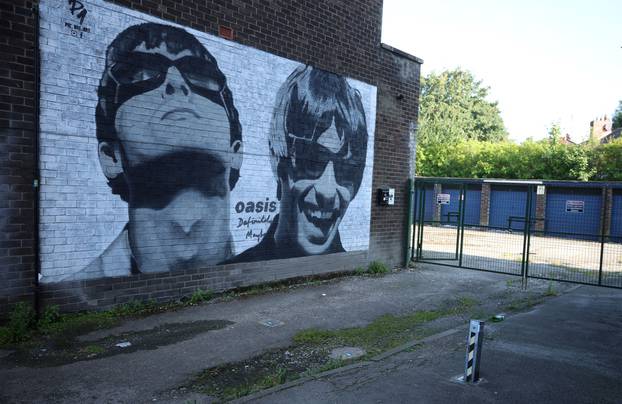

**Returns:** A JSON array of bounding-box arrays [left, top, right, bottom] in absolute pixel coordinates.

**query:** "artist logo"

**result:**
[[63, 0, 91, 38], [68, 0, 87, 25]]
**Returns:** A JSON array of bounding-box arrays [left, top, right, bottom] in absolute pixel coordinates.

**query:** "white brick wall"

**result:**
[[38, 0, 376, 282]]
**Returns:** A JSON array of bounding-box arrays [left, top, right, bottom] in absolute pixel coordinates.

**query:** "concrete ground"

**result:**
[[1, 264, 620, 403], [251, 285, 622, 404]]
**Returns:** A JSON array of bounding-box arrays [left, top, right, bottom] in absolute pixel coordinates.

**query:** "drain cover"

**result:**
[[329, 347, 365, 360]]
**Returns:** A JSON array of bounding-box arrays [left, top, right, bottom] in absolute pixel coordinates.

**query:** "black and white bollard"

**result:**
[[464, 319, 485, 383]]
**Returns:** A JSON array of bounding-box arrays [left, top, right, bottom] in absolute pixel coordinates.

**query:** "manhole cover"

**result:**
[[329, 347, 365, 360]]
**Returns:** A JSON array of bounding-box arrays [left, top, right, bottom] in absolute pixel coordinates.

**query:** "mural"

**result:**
[[38, 0, 376, 282], [227, 66, 368, 262], [83, 23, 243, 279]]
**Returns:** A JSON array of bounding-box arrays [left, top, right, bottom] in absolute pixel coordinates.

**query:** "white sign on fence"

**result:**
[[437, 193, 451, 205], [565, 200, 584, 213]]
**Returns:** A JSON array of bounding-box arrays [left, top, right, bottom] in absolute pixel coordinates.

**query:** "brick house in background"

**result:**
[[590, 115, 621, 143]]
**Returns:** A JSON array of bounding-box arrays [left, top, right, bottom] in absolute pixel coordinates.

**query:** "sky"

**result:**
[[381, 0, 622, 143]]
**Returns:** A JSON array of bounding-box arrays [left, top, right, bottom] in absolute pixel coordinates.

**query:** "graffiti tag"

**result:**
[[68, 0, 87, 25]]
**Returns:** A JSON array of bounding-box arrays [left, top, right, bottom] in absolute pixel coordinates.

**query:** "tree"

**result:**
[[547, 122, 562, 143], [590, 138, 622, 180], [417, 68, 508, 145], [613, 100, 622, 130]]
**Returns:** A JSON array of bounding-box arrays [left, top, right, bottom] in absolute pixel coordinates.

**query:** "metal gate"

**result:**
[[412, 177, 622, 289]]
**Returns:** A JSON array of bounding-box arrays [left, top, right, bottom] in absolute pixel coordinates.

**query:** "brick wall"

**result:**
[[479, 183, 490, 226], [602, 187, 612, 237], [1, 0, 421, 315], [0, 0, 38, 317], [535, 187, 546, 232]]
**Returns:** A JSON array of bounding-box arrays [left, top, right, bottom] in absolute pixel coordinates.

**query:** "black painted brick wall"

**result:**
[[1, 0, 421, 315]]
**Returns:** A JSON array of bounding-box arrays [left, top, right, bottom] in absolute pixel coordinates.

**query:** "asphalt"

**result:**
[[0, 264, 620, 403], [249, 285, 622, 404]]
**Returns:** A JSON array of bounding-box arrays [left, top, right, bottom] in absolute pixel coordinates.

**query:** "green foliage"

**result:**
[[418, 68, 507, 146], [2, 302, 37, 344], [548, 122, 562, 143], [189, 289, 213, 305], [111, 299, 158, 316], [81, 344, 105, 355], [367, 261, 389, 275], [613, 100, 622, 130], [354, 266, 367, 275], [417, 139, 595, 180], [38, 305, 61, 328], [544, 282, 558, 297], [590, 139, 622, 180]]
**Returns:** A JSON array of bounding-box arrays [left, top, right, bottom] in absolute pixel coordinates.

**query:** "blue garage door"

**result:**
[[545, 187, 602, 239], [489, 186, 535, 230], [414, 185, 435, 222], [608, 191, 622, 242], [439, 187, 481, 226]]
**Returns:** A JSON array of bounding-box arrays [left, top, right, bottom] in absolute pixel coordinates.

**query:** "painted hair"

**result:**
[[269, 65, 368, 197], [95, 23, 242, 201]]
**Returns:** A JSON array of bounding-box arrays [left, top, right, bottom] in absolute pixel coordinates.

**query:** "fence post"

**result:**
[[410, 180, 419, 261], [416, 184, 425, 260], [598, 186, 608, 286], [455, 185, 464, 260], [405, 179, 414, 266], [459, 184, 467, 267], [521, 185, 534, 289], [524, 185, 533, 287]]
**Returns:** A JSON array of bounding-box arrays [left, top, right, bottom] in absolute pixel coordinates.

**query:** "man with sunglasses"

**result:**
[[228, 65, 368, 263], [76, 23, 243, 279]]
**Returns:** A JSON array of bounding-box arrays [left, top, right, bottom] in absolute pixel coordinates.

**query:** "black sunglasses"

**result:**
[[108, 51, 227, 109], [286, 136, 362, 189]]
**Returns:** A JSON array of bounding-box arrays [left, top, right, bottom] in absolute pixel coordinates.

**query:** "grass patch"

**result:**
[[503, 296, 544, 312], [294, 296, 476, 355], [219, 367, 287, 400], [367, 261, 389, 275], [81, 344, 105, 355]]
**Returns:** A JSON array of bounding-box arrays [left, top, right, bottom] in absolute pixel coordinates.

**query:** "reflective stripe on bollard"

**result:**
[[464, 319, 485, 383]]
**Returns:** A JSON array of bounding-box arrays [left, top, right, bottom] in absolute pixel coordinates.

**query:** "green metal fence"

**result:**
[[412, 177, 622, 288]]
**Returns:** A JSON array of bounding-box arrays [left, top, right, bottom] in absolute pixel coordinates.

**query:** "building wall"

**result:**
[[0, 0, 421, 315]]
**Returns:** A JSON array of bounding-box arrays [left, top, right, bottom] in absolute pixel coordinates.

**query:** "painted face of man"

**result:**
[[280, 119, 362, 255], [108, 42, 240, 270]]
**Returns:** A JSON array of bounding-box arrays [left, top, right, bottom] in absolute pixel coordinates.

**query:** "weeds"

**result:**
[[367, 261, 389, 275], [189, 289, 213, 305], [354, 266, 367, 276], [81, 344, 105, 355], [2, 302, 36, 344], [544, 282, 558, 297]]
